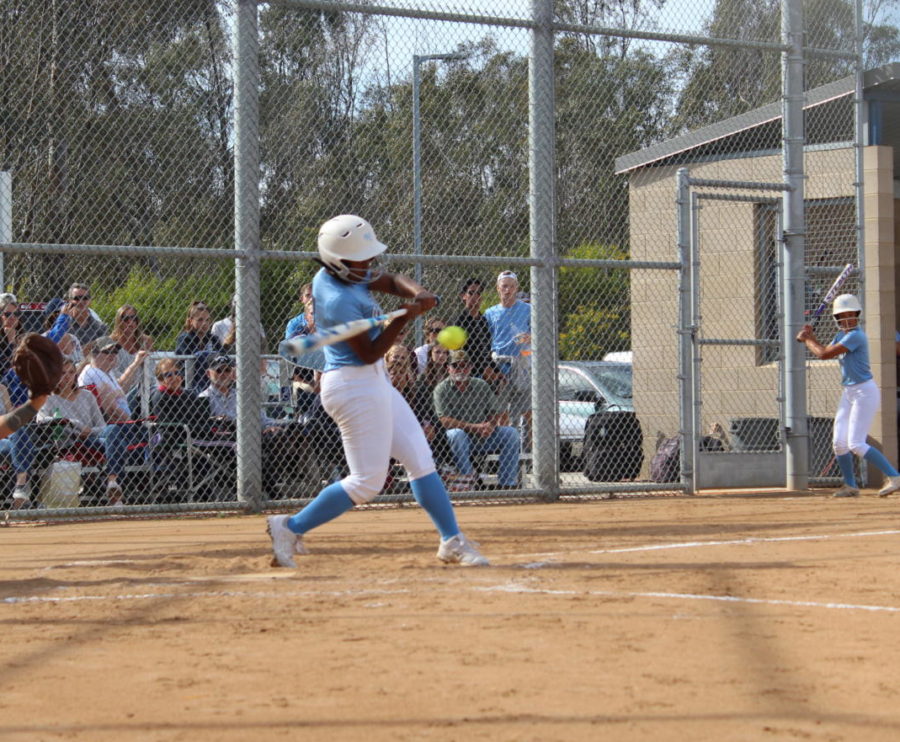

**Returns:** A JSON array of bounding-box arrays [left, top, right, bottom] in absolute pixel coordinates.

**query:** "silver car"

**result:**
[[558, 361, 634, 469]]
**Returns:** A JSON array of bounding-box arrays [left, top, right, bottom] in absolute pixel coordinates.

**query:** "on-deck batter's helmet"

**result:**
[[317, 214, 387, 284], [832, 293, 862, 317]]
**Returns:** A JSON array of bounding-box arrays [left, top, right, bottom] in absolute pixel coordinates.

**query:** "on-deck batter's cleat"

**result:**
[[832, 484, 860, 498], [877, 475, 900, 497], [267, 515, 298, 568], [437, 533, 489, 567]]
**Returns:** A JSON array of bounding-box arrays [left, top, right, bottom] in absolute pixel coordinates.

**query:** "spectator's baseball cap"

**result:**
[[497, 270, 517, 283], [42, 297, 66, 317], [92, 336, 121, 354], [448, 350, 470, 366], [209, 354, 235, 371]]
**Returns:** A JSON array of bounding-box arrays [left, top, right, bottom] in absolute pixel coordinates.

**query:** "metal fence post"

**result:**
[[233, 0, 263, 509], [676, 168, 695, 493], [529, 0, 559, 500], [782, 0, 808, 491], [0, 171, 10, 289]]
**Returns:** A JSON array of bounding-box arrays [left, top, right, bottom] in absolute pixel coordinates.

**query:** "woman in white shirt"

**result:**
[[44, 357, 127, 504]]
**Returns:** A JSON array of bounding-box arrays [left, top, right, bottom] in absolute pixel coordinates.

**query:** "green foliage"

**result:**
[[90, 263, 234, 350], [558, 243, 631, 360]]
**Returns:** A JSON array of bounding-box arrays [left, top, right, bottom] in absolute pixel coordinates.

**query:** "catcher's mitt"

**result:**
[[13, 333, 64, 398]]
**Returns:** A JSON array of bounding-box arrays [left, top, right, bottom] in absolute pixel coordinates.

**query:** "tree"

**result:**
[[671, 0, 900, 134], [558, 243, 631, 360]]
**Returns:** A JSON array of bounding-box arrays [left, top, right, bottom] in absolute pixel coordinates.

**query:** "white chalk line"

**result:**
[[476, 581, 900, 614], [2, 587, 412, 605], [510, 528, 900, 561], [3, 579, 899, 615]]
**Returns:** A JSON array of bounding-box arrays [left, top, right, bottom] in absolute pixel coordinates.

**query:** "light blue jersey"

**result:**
[[313, 268, 382, 371], [484, 300, 530, 359], [833, 327, 872, 386]]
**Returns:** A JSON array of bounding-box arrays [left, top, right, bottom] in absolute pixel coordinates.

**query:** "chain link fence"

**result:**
[[0, 0, 885, 518]]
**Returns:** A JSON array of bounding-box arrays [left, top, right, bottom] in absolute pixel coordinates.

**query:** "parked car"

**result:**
[[558, 360, 635, 470]]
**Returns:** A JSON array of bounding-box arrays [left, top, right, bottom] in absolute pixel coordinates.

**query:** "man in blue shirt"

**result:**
[[484, 270, 531, 434]]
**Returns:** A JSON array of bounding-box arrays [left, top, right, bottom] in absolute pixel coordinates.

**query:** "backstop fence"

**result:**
[[0, 0, 873, 518]]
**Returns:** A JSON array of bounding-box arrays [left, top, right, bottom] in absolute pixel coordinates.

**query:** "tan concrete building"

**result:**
[[615, 65, 899, 488]]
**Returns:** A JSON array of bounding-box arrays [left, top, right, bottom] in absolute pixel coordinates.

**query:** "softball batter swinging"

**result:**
[[267, 215, 488, 567], [796, 293, 900, 498]]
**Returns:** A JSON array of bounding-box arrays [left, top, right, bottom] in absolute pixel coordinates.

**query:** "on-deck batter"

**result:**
[[796, 293, 900, 498]]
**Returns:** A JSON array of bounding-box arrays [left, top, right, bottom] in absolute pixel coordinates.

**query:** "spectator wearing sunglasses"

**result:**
[[109, 304, 153, 393], [414, 318, 447, 376], [149, 358, 210, 440], [65, 283, 108, 348], [453, 278, 493, 378], [78, 337, 133, 423], [37, 358, 125, 505], [0, 293, 23, 374]]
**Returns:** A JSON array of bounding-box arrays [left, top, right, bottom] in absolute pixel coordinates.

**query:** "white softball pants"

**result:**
[[832, 378, 880, 458], [320, 361, 437, 504]]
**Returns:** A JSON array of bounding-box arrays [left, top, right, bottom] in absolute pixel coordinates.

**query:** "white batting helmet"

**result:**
[[317, 214, 387, 284], [832, 293, 862, 317]]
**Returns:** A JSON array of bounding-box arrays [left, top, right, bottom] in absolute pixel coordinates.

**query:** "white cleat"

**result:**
[[832, 484, 860, 498], [877, 475, 900, 497], [267, 515, 299, 568], [437, 533, 489, 567]]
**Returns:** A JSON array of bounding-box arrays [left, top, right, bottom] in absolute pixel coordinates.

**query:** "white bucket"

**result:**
[[40, 460, 82, 508]]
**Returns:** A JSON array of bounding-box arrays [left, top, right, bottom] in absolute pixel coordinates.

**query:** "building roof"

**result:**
[[615, 63, 900, 175]]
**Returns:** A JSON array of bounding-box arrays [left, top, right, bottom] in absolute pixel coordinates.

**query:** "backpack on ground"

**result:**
[[650, 436, 680, 483]]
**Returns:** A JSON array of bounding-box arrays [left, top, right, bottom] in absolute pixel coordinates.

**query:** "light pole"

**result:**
[[412, 51, 467, 347]]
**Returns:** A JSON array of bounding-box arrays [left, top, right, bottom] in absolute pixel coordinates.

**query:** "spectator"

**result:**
[[414, 318, 446, 375], [176, 301, 223, 391], [0, 293, 23, 374], [149, 358, 210, 441], [285, 283, 316, 339], [434, 349, 521, 489], [453, 278, 493, 378], [484, 269, 532, 430], [78, 337, 133, 423], [0, 380, 37, 509], [214, 295, 267, 350], [42, 299, 83, 363], [38, 358, 126, 505], [422, 343, 450, 392], [65, 283, 108, 348], [110, 304, 153, 389], [199, 354, 294, 495]]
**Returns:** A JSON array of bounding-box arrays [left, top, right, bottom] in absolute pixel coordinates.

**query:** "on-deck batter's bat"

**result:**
[[809, 263, 855, 319], [278, 308, 408, 359]]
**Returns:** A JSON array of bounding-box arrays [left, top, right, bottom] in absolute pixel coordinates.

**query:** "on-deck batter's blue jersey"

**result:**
[[833, 327, 872, 386], [313, 268, 383, 371]]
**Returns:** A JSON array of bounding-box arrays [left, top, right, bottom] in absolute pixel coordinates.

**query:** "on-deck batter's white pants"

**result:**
[[832, 378, 880, 458], [321, 360, 437, 504]]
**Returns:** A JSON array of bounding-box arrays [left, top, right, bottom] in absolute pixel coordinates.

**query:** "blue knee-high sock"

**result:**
[[410, 471, 459, 540], [863, 447, 900, 478], [287, 482, 354, 534], [835, 452, 857, 487]]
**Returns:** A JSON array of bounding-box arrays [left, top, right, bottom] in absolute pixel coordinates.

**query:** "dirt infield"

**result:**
[[2, 491, 900, 741]]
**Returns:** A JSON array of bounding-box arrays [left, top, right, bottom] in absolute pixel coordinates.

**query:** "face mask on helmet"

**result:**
[[831, 294, 862, 328]]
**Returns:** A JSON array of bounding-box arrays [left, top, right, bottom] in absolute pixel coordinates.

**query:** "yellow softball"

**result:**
[[437, 325, 467, 350]]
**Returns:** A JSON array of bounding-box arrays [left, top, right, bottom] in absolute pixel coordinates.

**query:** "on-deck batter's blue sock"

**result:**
[[287, 482, 354, 534], [836, 452, 857, 487], [863, 447, 900, 477], [410, 471, 459, 540]]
